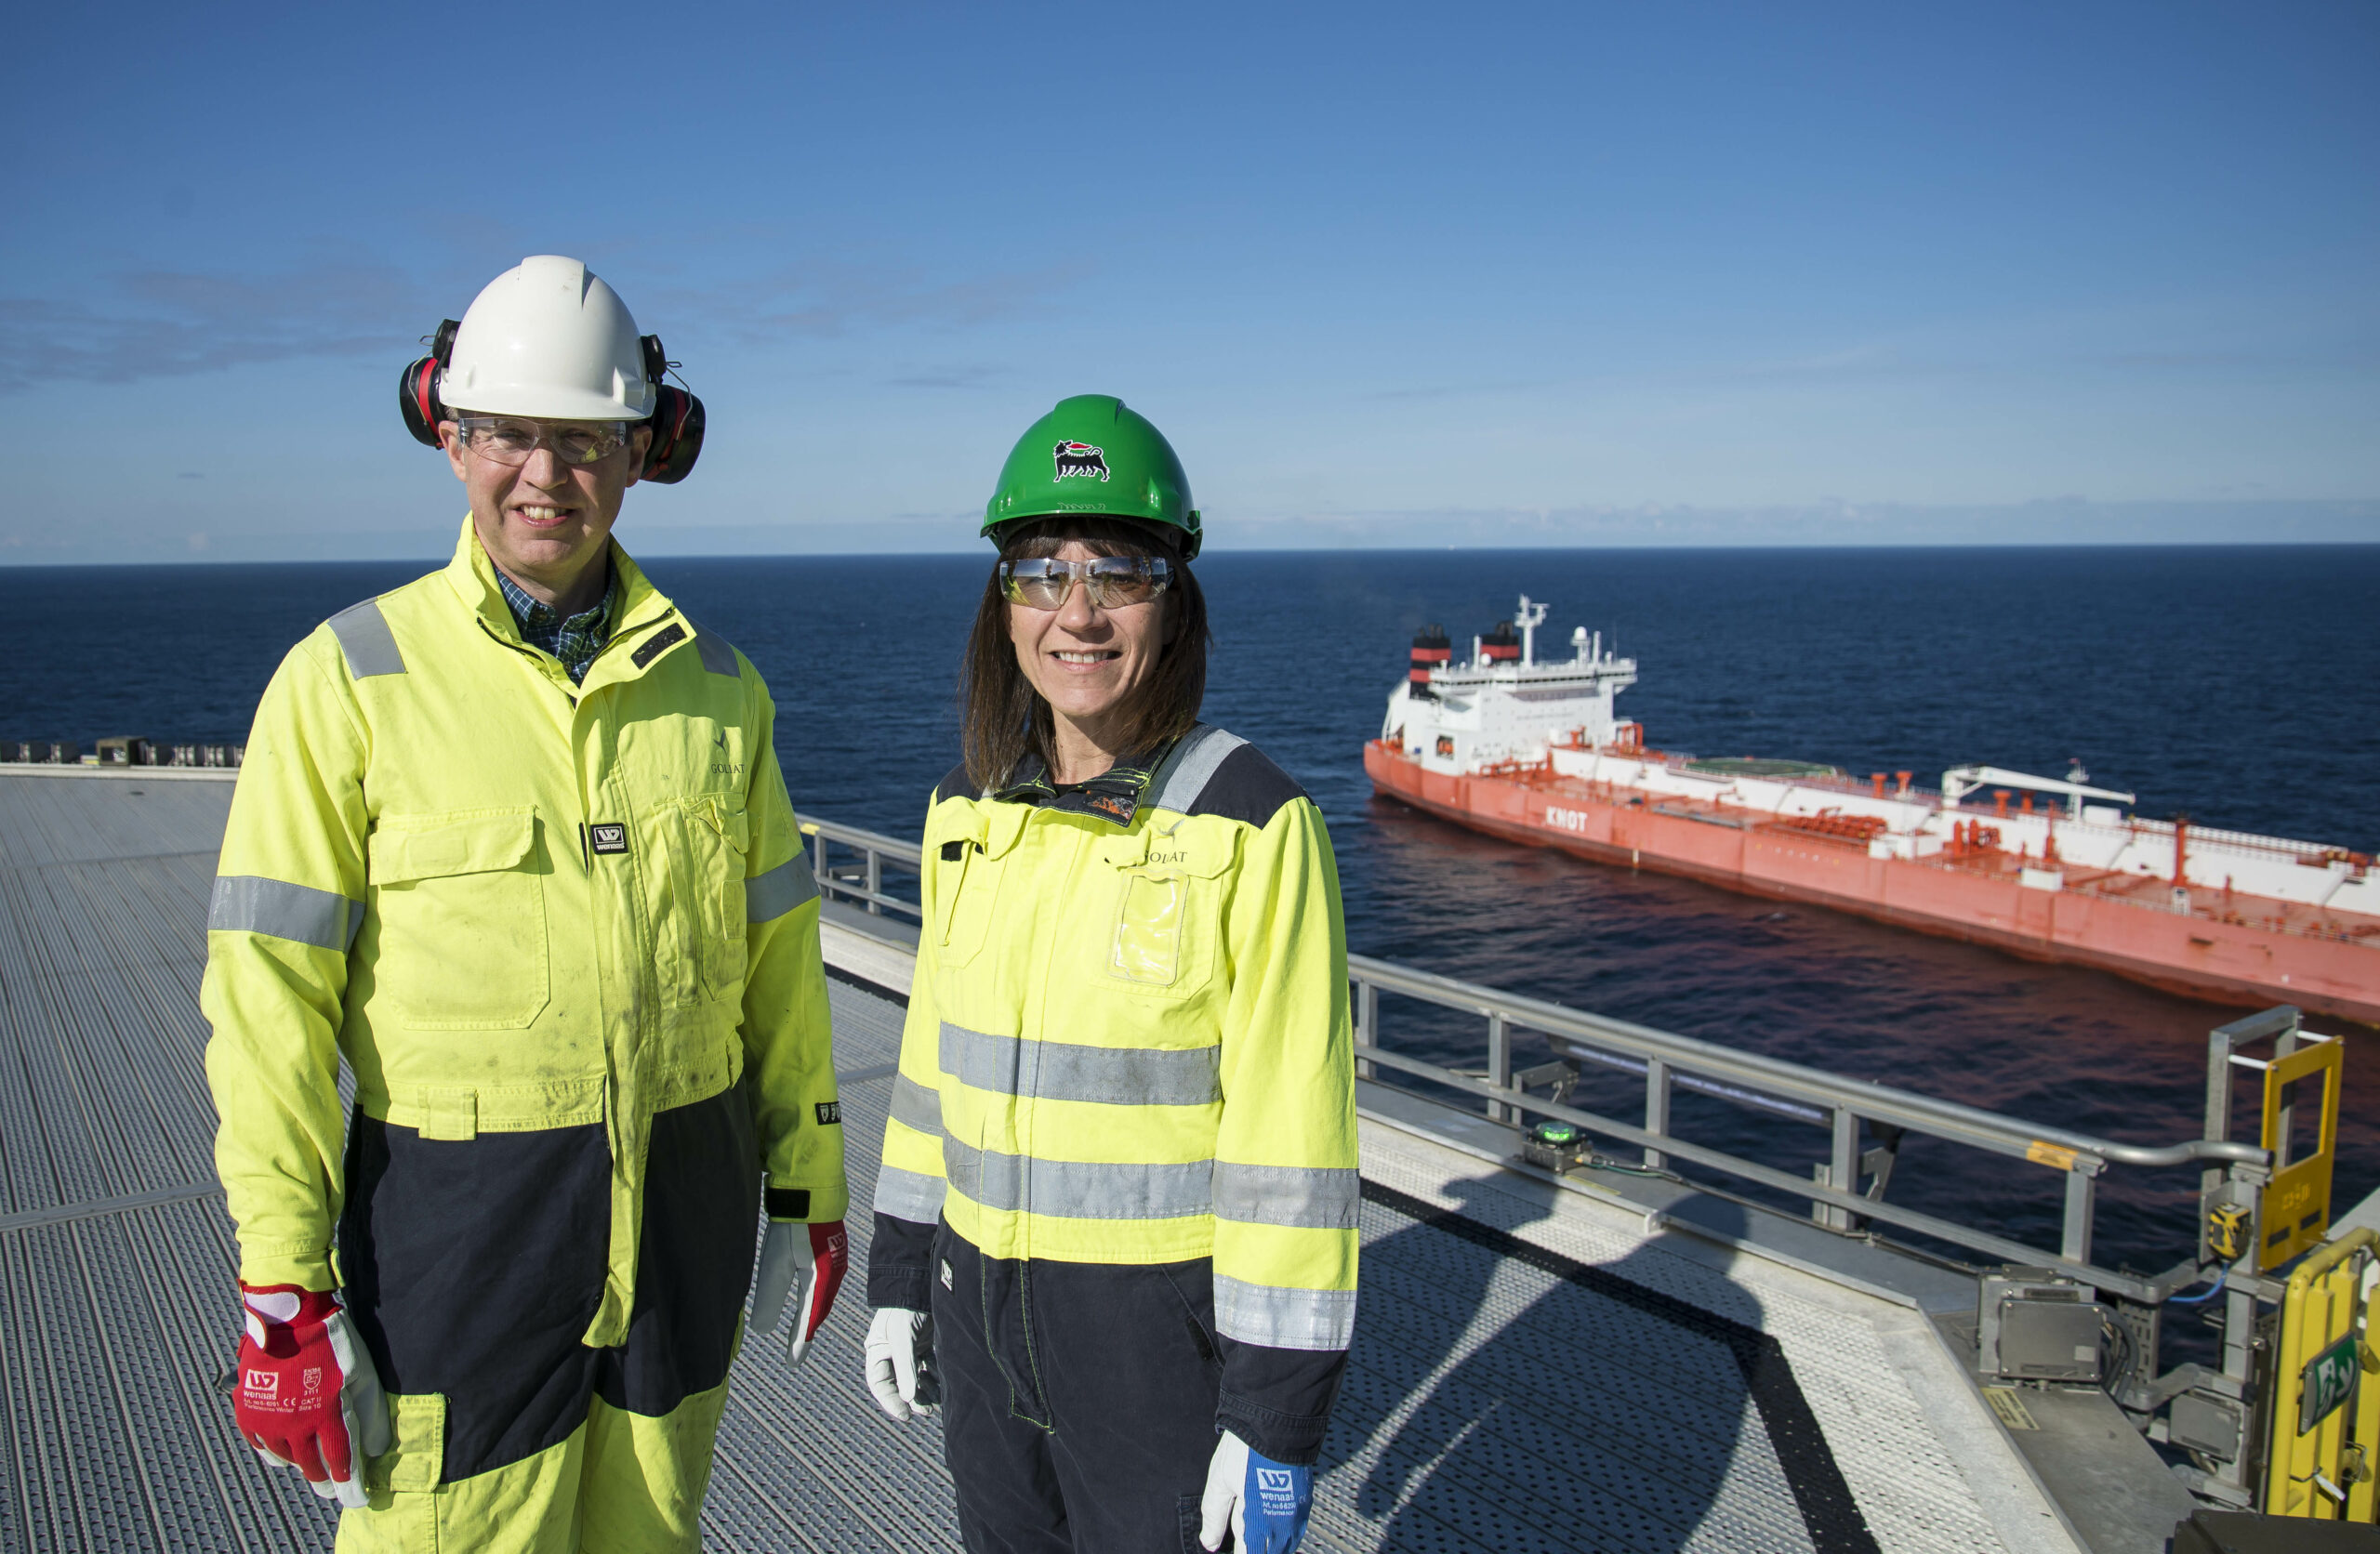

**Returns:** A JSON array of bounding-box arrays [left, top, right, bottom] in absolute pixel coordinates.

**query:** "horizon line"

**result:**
[[6, 535, 2380, 571]]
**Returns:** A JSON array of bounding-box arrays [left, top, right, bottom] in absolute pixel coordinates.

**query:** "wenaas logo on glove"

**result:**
[[234, 1284, 390, 1509]]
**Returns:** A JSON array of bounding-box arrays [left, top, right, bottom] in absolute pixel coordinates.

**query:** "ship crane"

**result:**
[[1940, 764, 2135, 813]]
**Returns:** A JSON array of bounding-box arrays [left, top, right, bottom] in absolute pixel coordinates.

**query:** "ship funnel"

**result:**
[[1408, 625, 1451, 698]]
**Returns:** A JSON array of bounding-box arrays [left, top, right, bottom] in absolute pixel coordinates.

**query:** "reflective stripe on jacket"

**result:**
[[875, 726, 1359, 1372], [201, 520, 845, 1346]]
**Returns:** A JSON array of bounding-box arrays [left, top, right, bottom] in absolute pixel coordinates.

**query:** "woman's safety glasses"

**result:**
[[454, 417, 636, 468], [999, 557, 1173, 611]]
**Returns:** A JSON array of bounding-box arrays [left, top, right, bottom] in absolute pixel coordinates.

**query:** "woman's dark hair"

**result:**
[[959, 516, 1210, 793]]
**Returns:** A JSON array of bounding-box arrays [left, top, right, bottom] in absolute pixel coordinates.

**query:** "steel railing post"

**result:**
[[2222, 1159, 2264, 1392], [1355, 981, 1377, 1081], [1487, 1012, 1511, 1125], [2061, 1166, 2098, 1266], [1644, 1057, 1670, 1171], [1824, 1107, 1859, 1231], [866, 848, 882, 916], [2204, 1021, 2236, 1212]]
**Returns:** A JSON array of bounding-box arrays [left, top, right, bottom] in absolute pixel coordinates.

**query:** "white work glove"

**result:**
[[863, 1306, 940, 1420], [1200, 1429, 1314, 1553], [748, 1220, 849, 1369]]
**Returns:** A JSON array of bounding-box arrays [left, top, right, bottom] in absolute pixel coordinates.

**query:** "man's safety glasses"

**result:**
[[999, 556, 1173, 611], [454, 417, 637, 468]]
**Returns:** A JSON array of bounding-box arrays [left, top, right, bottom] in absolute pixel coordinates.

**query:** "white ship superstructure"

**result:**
[[1383, 597, 1638, 771]]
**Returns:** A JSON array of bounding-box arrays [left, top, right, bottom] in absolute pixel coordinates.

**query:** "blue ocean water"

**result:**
[[5, 544, 2376, 1274]]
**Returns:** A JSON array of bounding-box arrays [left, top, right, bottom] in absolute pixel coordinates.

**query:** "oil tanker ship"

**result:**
[[1367, 596, 2380, 1024]]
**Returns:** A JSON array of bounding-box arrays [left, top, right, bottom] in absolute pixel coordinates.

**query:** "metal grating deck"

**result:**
[[0, 771, 2072, 1552]]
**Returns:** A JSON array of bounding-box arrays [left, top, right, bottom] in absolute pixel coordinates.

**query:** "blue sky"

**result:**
[[3, 2, 2373, 560]]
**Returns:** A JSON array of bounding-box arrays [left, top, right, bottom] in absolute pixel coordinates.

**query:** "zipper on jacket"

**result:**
[[579, 823, 590, 872]]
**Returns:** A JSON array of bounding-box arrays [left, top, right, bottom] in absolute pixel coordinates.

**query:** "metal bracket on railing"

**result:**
[[1863, 1123, 1906, 1202], [1512, 1060, 1580, 1106], [1815, 1117, 1909, 1234]]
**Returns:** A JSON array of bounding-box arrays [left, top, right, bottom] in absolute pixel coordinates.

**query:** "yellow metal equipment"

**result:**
[[2204, 1201, 2250, 1263], [2263, 1228, 2380, 1521], [2258, 1035, 2342, 1271]]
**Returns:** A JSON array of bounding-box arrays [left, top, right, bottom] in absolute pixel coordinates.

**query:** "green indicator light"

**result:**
[[1532, 1123, 1580, 1146]]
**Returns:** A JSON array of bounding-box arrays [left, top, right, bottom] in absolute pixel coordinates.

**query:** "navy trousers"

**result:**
[[931, 1221, 1228, 1554], [339, 1086, 760, 1483]]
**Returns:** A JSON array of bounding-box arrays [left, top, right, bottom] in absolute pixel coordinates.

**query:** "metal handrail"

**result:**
[[792, 810, 2271, 1302], [1349, 948, 2274, 1302], [798, 814, 924, 921], [800, 814, 923, 866], [1348, 952, 2265, 1172], [1355, 1044, 2184, 1296]]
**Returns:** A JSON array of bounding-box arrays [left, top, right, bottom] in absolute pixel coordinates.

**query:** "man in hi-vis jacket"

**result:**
[[203, 256, 846, 1551]]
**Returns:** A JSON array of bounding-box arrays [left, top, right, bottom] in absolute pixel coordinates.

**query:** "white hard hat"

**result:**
[[438, 256, 656, 421]]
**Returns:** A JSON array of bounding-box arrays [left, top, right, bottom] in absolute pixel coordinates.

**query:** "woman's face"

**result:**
[[1008, 539, 1177, 750]]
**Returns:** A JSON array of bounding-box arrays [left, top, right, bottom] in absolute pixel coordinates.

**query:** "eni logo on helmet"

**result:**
[[1052, 441, 1111, 482]]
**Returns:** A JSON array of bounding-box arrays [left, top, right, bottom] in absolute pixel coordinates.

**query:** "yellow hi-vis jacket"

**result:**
[[874, 727, 1359, 1364], [202, 521, 844, 1347]]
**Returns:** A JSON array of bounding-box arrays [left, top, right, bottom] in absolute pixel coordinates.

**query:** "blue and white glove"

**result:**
[[1199, 1429, 1312, 1553]]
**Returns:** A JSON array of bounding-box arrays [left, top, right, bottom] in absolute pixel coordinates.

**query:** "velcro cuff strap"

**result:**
[[766, 1187, 812, 1220]]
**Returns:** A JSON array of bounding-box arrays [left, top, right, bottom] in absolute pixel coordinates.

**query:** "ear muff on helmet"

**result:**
[[635, 334, 704, 483], [640, 384, 706, 483], [397, 319, 460, 447]]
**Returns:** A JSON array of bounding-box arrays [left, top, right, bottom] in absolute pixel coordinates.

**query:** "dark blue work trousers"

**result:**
[[931, 1221, 1227, 1554]]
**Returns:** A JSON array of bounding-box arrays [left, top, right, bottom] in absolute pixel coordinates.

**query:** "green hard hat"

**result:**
[[982, 394, 1201, 560]]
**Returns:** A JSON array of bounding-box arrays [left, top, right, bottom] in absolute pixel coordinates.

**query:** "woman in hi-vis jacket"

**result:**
[[862, 395, 1358, 1554]]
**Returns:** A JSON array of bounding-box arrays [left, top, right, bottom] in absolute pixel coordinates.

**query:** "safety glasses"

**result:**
[[999, 556, 1173, 611], [454, 417, 637, 468]]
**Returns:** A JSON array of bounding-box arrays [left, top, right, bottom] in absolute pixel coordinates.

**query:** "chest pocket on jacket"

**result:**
[[1096, 828, 1233, 997], [925, 804, 1015, 970], [367, 809, 549, 1030], [659, 795, 749, 1005]]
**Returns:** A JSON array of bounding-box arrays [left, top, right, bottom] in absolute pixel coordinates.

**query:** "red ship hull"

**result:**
[[1366, 740, 2380, 1026]]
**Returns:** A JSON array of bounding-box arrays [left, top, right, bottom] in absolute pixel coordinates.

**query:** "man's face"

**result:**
[[443, 418, 652, 595]]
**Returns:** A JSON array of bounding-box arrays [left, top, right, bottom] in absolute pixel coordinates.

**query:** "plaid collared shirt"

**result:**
[[496, 565, 617, 685]]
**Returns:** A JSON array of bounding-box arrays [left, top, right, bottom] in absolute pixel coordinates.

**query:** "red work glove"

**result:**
[[749, 1219, 849, 1369], [233, 1284, 390, 1508]]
